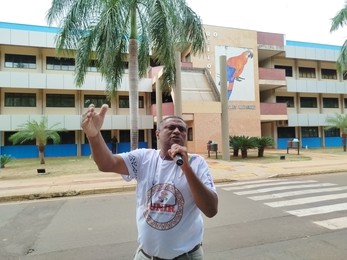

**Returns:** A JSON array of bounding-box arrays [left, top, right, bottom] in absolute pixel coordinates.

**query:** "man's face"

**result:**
[[157, 118, 187, 148]]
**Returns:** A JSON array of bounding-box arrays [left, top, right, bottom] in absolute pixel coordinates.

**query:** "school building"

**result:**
[[0, 22, 345, 159]]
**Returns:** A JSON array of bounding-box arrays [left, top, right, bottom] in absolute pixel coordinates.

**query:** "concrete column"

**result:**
[[156, 77, 163, 149], [220, 55, 229, 160]]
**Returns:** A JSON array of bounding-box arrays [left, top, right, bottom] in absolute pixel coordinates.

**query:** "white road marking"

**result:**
[[265, 192, 347, 207], [286, 202, 347, 217], [234, 183, 335, 195], [314, 217, 347, 230], [223, 180, 317, 191], [249, 184, 341, 201]]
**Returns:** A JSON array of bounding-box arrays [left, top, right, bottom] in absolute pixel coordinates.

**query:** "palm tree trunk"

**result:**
[[258, 148, 264, 157], [343, 133, 347, 152], [241, 149, 247, 158], [174, 51, 182, 117], [38, 144, 45, 164], [129, 7, 139, 151], [156, 75, 163, 150]]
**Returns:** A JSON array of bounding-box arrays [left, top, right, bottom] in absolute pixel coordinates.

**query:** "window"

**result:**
[[324, 127, 340, 137], [300, 97, 317, 108], [5, 93, 36, 107], [139, 96, 144, 108], [274, 65, 293, 77], [323, 98, 339, 108], [276, 96, 294, 107], [119, 130, 130, 142], [46, 56, 75, 71], [5, 131, 36, 145], [47, 131, 76, 144], [188, 127, 193, 141], [119, 96, 144, 108], [344, 98, 347, 108], [119, 96, 129, 108], [321, 68, 337, 79], [87, 60, 98, 72], [119, 130, 144, 142], [277, 127, 295, 138], [299, 67, 316, 78], [46, 94, 75, 107], [84, 95, 110, 108], [301, 127, 318, 137], [139, 130, 145, 142], [5, 54, 36, 69]]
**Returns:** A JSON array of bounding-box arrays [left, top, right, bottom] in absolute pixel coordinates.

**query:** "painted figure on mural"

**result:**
[[226, 50, 253, 99]]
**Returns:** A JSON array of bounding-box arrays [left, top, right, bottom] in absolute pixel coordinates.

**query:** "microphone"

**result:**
[[174, 154, 184, 166]]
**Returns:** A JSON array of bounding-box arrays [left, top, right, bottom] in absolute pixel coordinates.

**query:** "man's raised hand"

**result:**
[[81, 104, 109, 138]]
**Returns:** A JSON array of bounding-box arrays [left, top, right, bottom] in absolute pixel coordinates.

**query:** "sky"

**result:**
[[0, 0, 347, 46]]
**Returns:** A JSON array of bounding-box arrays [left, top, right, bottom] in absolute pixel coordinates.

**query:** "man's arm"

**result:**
[[82, 104, 128, 175], [169, 144, 218, 218], [87, 133, 129, 175], [181, 163, 218, 218]]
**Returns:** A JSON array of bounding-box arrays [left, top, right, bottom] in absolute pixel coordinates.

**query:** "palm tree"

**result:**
[[9, 117, 65, 164], [325, 113, 347, 151], [46, 0, 206, 151], [255, 136, 274, 157], [331, 4, 347, 72]]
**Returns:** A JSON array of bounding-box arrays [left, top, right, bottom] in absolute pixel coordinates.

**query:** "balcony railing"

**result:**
[[259, 67, 286, 81], [257, 32, 284, 47], [150, 102, 175, 116]]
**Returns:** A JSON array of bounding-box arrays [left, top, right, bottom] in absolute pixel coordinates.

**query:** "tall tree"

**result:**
[[331, 3, 347, 72], [9, 117, 65, 164], [46, 0, 206, 151], [325, 113, 347, 151]]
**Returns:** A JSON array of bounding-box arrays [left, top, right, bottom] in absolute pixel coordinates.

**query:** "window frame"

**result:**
[[5, 53, 37, 69], [5, 92, 36, 107], [276, 96, 295, 108], [300, 97, 317, 108], [298, 67, 316, 79], [322, 97, 339, 108], [46, 56, 75, 71], [46, 94, 75, 107]]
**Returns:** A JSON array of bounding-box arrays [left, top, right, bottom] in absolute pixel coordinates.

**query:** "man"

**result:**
[[82, 104, 218, 259], [111, 135, 118, 154]]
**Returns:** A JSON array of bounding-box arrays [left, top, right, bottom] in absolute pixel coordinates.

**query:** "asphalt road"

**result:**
[[1, 173, 347, 259]]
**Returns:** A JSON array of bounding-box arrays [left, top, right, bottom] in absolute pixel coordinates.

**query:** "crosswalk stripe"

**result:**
[[286, 202, 347, 217], [314, 217, 347, 230], [249, 184, 340, 201], [216, 179, 284, 188], [264, 192, 347, 207], [224, 180, 317, 191], [234, 183, 335, 195]]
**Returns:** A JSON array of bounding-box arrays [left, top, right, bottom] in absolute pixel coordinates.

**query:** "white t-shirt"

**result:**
[[120, 149, 216, 259]]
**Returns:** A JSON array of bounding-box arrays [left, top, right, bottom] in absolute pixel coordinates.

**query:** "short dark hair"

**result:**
[[158, 116, 186, 130]]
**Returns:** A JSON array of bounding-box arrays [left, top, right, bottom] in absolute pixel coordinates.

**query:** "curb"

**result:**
[[0, 170, 344, 203]]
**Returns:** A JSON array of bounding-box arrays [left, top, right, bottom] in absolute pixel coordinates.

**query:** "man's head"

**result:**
[[156, 116, 187, 150]]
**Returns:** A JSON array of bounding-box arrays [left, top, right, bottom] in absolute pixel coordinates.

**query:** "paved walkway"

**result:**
[[1, 150, 347, 202]]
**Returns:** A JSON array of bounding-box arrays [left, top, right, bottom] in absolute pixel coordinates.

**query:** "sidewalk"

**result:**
[[1, 150, 347, 203]]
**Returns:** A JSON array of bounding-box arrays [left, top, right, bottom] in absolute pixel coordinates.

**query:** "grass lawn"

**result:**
[[0, 156, 98, 180], [1, 147, 346, 180]]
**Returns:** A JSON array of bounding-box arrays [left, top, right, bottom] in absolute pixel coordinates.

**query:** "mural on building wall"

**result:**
[[215, 46, 255, 101]]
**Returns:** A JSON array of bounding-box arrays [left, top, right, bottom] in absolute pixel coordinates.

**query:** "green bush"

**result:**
[[0, 154, 14, 168], [230, 135, 257, 158]]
